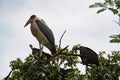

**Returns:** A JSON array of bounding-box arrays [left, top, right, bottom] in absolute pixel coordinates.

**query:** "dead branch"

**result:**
[[60, 53, 81, 56], [29, 44, 85, 61], [49, 45, 87, 61], [113, 20, 120, 26], [59, 30, 66, 48], [49, 45, 69, 61]]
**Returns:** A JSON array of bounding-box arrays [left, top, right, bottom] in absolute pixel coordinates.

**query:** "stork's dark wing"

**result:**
[[36, 19, 55, 53]]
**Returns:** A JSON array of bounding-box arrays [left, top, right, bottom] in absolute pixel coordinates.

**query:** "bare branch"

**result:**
[[113, 20, 120, 26], [49, 45, 88, 61], [59, 30, 66, 48], [60, 52, 81, 56], [29, 44, 85, 61], [49, 45, 69, 61]]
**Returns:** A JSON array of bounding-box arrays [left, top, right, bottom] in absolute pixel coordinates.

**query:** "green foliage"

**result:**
[[89, 0, 120, 16], [97, 8, 107, 14], [89, 2, 106, 8], [5, 46, 120, 80], [110, 34, 120, 43], [7, 47, 81, 80], [89, 0, 120, 43], [87, 51, 120, 80]]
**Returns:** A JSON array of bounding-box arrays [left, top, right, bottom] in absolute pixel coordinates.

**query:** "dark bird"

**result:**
[[29, 44, 52, 59], [24, 15, 56, 57], [72, 44, 100, 66]]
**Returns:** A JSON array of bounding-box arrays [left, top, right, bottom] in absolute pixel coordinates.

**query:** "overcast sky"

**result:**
[[0, 0, 120, 79]]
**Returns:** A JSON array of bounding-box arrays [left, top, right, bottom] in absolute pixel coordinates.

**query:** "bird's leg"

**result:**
[[39, 43, 43, 57]]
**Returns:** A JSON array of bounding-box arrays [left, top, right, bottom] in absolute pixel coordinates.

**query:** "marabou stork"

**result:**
[[72, 44, 100, 66], [24, 15, 56, 57]]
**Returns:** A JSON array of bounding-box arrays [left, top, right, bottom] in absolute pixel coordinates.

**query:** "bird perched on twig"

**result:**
[[72, 44, 100, 66], [24, 15, 56, 57], [29, 44, 52, 59]]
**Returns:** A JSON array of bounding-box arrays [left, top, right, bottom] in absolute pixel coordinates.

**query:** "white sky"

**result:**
[[0, 0, 120, 79]]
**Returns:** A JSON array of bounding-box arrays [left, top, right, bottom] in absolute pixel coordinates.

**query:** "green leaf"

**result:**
[[108, 8, 118, 14], [115, 0, 120, 9], [97, 8, 107, 14], [109, 34, 120, 43], [105, 0, 114, 6], [89, 2, 105, 8]]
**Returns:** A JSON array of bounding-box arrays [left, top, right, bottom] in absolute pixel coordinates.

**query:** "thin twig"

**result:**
[[59, 45, 69, 53], [60, 53, 81, 56], [59, 30, 66, 48], [113, 20, 120, 26], [49, 45, 69, 61], [49, 45, 87, 61]]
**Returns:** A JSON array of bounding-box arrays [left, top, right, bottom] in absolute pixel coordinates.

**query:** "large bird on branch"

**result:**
[[72, 44, 100, 66], [24, 15, 56, 57]]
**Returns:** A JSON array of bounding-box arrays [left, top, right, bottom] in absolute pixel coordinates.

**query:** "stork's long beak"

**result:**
[[24, 18, 32, 27]]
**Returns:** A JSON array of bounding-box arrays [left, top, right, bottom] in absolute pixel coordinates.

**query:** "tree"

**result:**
[[88, 1, 120, 79], [87, 51, 120, 80], [109, 34, 120, 43], [89, 0, 120, 43], [5, 45, 81, 80], [3, 45, 120, 80], [89, 0, 120, 15]]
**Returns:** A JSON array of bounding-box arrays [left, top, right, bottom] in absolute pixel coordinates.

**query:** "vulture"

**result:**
[[72, 44, 100, 66]]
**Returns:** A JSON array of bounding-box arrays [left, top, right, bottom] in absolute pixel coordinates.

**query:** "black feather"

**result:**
[[80, 46, 100, 66], [36, 19, 56, 54]]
